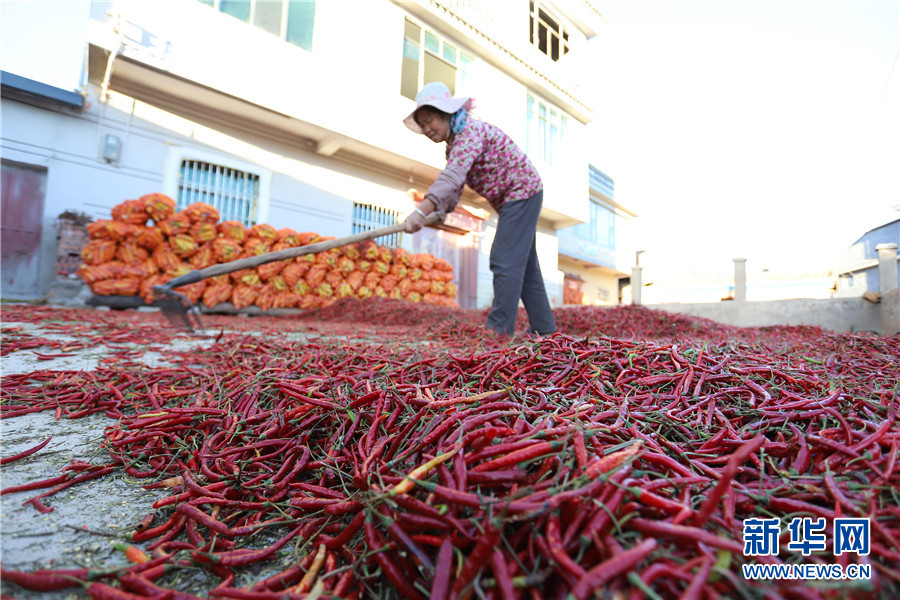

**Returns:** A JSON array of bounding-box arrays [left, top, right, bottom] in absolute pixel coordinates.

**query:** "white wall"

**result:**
[[1, 0, 91, 92]]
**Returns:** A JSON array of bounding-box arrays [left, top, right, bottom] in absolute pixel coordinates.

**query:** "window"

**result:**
[[530, 1, 569, 61], [352, 203, 404, 248], [178, 160, 261, 227], [197, 0, 315, 51], [526, 94, 569, 166], [572, 201, 615, 250], [401, 19, 473, 100]]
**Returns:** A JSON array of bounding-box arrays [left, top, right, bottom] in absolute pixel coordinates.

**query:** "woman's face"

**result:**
[[415, 108, 451, 143]]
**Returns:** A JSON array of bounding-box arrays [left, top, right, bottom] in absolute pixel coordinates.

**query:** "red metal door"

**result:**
[[1, 160, 47, 298]]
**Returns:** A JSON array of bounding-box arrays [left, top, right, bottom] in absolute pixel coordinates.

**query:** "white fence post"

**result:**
[[631, 266, 643, 306], [876, 243, 899, 293], [733, 258, 747, 302]]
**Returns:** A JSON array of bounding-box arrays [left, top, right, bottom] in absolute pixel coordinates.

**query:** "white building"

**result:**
[[2, 0, 621, 308]]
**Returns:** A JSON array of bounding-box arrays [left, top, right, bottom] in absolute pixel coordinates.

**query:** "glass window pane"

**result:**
[[286, 0, 315, 50], [424, 53, 455, 94], [402, 38, 420, 60], [220, 0, 251, 22], [198, 0, 214, 6], [460, 52, 473, 72], [401, 55, 419, 100], [424, 31, 439, 54], [443, 42, 457, 64], [254, 0, 283, 35], [404, 19, 420, 41]]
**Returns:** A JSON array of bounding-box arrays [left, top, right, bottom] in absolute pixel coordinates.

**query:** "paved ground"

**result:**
[[1, 311, 217, 599]]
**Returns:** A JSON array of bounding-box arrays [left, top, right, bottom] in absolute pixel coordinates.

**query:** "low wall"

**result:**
[[649, 297, 886, 334]]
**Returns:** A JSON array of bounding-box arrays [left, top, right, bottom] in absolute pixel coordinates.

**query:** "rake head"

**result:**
[[153, 286, 204, 332]]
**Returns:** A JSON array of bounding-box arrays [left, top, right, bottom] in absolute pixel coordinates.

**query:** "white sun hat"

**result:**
[[403, 82, 473, 134]]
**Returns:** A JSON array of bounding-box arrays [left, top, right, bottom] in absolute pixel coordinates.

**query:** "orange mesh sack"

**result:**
[[190, 222, 218, 243], [336, 282, 354, 298], [77, 262, 124, 284], [281, 262, 309, 288], [315, 249, 340, 268], [409, 268, 423, 281], [356, 259, 372, 273], [343, 244, 360, 260], [92, 278, 141, 297], [111, 199, 149, 225], [339, 257, 355, 273], [299, 294, 321, 310], [116, 242, 149, 265], [373, 286, 387, 298], [141, 193, 176, 223], [364, 272, 382, 290], [135, 227, 165, 250], [277, 228, 301, 246], [269, 276, 287, 292], [393, 248, 411, 266], [272, 293, 299, 309], [379, 274, 398, 292], [431, 280, 446, 295], [176, 281, 207, 305], [189, 244, 216, 269], [183, 202, 220, 224], [218, 221, 247, 243], [81, 240, 117, 265], [152, 245, 183, 273], [374, 261, 390, 275], [434, 257, 453, 272], [316, 282, 334, 298], [124, 259, 158, 280], [378, 247, 393, 264], [345, 270, 364, 291], [87, 220, 117, 240], [169, 234, 199, 258], [257, 260, 286, 281], [305, 264, 327, 287], [236, 270, 262, 287], [297, 232, 321, 246], [212, 238, 242, 263], [140, 273, 167, 303], [202, 283, 233, 308], [325, 268, 344, 288], [412, 280, 431, 295], [244, 237, 272, 256], [389, 264, 407, 279], [159, 212, 191, 237], [255, 284, 277, 312], [407, 291, 422, 303], [397, 278, 412, 297], [445, 282, 458, 298], [357, 286, 373, 299], [359, 241, 380, 261], [248, 223, 277, 242], [293, 279, 311, 296], [232, 284, 259, 310]]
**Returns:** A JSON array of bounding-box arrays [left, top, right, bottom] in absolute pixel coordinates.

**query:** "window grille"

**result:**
[[352, 203, 403, 248], [178, 160, 260, 227], [530, 1, 569, 61]]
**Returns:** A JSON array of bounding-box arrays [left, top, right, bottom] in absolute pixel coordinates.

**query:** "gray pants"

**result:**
[[485, 190, 557, 336]]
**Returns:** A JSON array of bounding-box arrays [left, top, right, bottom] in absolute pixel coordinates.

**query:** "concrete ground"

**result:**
[[1, 312, 217, 599]]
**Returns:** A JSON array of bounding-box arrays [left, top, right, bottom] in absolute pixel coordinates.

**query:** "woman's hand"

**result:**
[[404, 197, 436, 233], [404, 210, 426, 233]]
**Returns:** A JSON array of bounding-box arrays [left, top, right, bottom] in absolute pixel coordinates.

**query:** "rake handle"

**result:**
[[157, 214, 440, 292]]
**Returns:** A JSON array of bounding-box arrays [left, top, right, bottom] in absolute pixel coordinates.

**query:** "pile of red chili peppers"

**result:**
[[1, 300, 898, 599]]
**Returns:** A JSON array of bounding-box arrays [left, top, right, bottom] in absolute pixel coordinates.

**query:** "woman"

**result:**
[[403, 82, 556, 337]]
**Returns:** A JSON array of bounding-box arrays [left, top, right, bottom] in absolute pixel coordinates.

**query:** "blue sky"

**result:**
[[585, 1, 899, 276]]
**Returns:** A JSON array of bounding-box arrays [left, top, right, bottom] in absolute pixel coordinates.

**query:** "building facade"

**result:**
[[2, 0, 622, 308], [834, 218, 900, 297]]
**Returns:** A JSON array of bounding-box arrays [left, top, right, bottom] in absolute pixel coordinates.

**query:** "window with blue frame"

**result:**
[[197, 0, 315, 51], [526, 93, 568, 166]]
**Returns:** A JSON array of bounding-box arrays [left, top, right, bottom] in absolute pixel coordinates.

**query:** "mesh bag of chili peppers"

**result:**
[[2, 298, 899, 599], [76, 195, 460, 311]]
